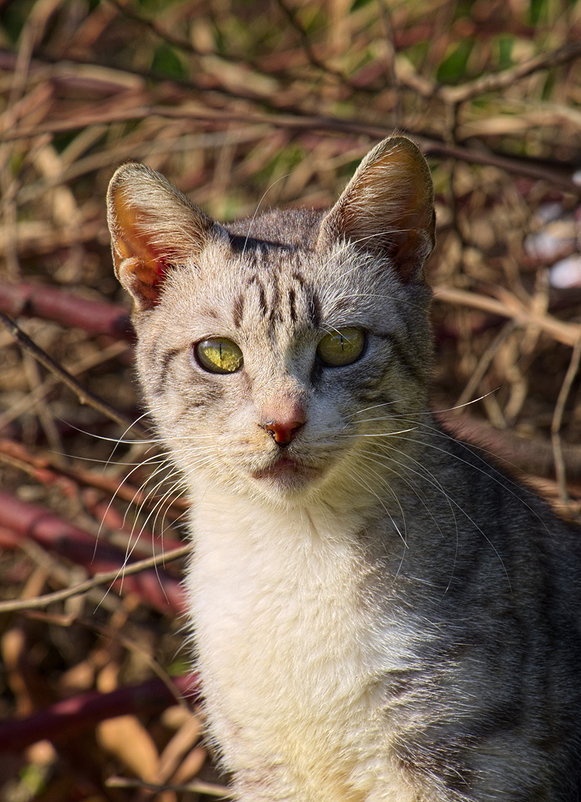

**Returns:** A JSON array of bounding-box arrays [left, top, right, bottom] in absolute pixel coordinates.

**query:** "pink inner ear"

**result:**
[[112, 192, 173, 306]]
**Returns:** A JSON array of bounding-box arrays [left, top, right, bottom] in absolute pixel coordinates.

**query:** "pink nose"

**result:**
[[261, 403, 306, 445]]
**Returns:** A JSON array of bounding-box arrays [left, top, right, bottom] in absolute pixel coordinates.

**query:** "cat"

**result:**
[[107, 137, 581, 801]]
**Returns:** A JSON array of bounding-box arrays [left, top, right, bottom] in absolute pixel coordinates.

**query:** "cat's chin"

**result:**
[[251, 455, 322, 494]]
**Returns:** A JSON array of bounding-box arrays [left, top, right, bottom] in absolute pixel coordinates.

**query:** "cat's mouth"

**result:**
[[251, 455, 321, 488]]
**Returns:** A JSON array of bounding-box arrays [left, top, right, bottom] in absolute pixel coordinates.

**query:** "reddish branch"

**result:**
[[0, 492, 186, 615], [0, 438, 188, 527], [0, 282, 132, 340], [437, 411, 581, 480], [0, 673, 199, 752]]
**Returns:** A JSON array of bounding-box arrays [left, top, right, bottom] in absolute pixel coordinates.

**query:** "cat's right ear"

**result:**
[[317, 137, 435, 283], [107, 163, 216, 311]]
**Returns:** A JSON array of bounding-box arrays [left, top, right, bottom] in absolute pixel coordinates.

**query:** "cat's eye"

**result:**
[[194, 338, 244, 374], [316, 328, 366, 367]]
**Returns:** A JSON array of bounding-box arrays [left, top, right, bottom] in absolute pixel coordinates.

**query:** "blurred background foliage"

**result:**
[[1, 0, 581, 799]]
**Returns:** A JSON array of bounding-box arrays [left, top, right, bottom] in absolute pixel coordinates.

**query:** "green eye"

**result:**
[[316, 328, 366, 367], [195, 338, 243, 374]]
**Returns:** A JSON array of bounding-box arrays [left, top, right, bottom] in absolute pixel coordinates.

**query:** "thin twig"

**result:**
[[0, 542, 192, 613], [441, 41, 581, 104], [0, 438, 188, 517], [551, 336, 581, 504], [0, 311, 144, 435], [106, 775, 232, 798], [273, 0, 349, 84], [454, 322, 517, 411], [2, 93, 579, 193], [0, 673, 198, 752], [433, 286, 581, 347]]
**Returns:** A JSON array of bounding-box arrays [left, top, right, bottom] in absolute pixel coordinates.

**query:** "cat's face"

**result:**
[[132, 237, 431, 504], [107, 137, 435, 507]]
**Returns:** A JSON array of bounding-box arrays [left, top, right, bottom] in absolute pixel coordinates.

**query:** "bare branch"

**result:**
[[441, 41, 581, 105], [0, 311, 142, 434], [433, 286, 581, 348], [0, 541, 191, 613], [0, 282, 133, 340], [0, 674, 199, 752]]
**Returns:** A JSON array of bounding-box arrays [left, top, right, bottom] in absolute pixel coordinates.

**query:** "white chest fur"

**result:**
[[186, 492, 417, 801]]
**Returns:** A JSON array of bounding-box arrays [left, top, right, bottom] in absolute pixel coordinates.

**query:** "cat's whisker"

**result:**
[[97, 450, 176, 530], [345, 467, 409, 549], [348, 400, 401, 417], [131, 473, 187, 548], [361, 439, 507, 586], [354, 447, 458, 581], [122, 480, 188, 598], [340, 427, 419, 438], [65, 418, 157, 448], [121, 465, 182, 544], [357, 443, 461, 584], [94, 451, 182, 564], [108, 470, 190, 604], [392, 427, 551, 537]]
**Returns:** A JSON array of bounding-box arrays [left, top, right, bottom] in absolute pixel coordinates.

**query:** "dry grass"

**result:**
[[1, 0, 581, 799]]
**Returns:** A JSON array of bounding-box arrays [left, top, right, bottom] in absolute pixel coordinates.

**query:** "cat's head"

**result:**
[[107, 137, 435, 508]]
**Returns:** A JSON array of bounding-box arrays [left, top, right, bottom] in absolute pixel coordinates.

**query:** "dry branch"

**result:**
[[437, 412, 581, 481], [5, 98, 580, 193], [440, 41, 581, 105], [0, 673, 199, 752], [0, 282, 132, 339], [0, 311, 141, 434], [0, 491, 186, 614], [433, 286, 581, 348], [107, 775, 231, 798], [0, 541, 191, 614], [0, 438, 188, 521]]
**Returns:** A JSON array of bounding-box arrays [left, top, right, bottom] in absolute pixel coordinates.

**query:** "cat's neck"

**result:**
[[189, 482, 367, 547]]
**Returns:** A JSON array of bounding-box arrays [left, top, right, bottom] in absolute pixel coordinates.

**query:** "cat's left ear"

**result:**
[[107, 163, 218, 312], [317, 137, 435, 282]]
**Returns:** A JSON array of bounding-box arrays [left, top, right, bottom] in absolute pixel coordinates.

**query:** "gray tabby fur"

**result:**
[[107, 137, 581, 801]]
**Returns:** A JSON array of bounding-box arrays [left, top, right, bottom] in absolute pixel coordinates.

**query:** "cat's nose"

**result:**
[[261, 404, 306, 446]]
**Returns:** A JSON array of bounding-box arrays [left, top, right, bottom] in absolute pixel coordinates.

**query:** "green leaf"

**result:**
[[350, 0, 374, 11], [498, 35, 514, 70], [529, 0, 547, 24], [436, 39, 474, 84], [151, 43, 186, 79]]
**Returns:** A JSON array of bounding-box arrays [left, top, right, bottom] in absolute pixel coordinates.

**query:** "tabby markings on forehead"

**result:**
[[232, 269, 322, 335], [246, 275, 268, 316], [307, 288, 322, 329], [268, 275, 282, 328], [232, 293, 244, 329], [288, 287, 297, 323]]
